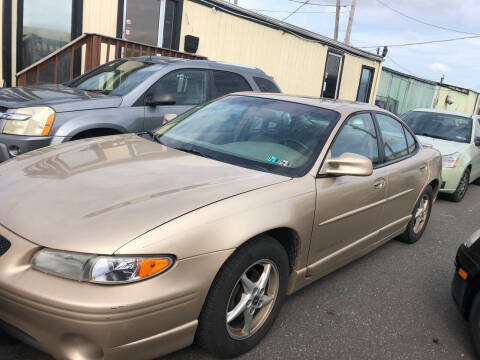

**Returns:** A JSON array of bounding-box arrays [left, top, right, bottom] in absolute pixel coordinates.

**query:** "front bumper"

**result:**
[[0, 134, 59, 162], [439, 167, 465, 194], [451, 244, 480, 318], [0, 225, 233, 360]]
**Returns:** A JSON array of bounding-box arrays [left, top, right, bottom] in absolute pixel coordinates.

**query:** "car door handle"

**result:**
[[373, 178, 386, 189], [419, 164, 427, 171]]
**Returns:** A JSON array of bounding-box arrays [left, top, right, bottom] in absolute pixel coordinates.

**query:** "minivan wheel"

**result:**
[[469, 292, 480, 358], [448, 169, 470, 202], [398, 185, 433, 244], [196, 236, 289, 358]]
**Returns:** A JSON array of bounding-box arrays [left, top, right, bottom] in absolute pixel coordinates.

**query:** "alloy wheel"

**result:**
[[413, 194, 429, 234], [226, 260, 279, 340]]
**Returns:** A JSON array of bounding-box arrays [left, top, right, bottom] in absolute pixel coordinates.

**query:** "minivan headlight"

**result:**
[[442, 152, 460, 168], [31, 248, 174, 284], [2, 106, 55, 136]]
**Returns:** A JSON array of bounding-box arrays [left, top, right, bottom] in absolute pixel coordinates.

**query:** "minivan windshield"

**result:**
[[154, 95, 340, 177], [69, 59, 164, 95], [402, 111, 472, 143]]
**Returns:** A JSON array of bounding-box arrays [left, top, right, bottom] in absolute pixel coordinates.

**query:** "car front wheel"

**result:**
[[196, 235, 289, 358], [448, 169, 470, 202], [470, 291, 480, 358]]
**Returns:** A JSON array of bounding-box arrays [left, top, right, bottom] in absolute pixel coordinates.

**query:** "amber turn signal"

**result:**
[[458, 268, 468, 280]]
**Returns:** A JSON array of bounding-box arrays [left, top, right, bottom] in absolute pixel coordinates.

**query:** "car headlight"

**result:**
[[442, 152, 461, 168], [2, 106, 55, 136], [31, 248, 174, 284]]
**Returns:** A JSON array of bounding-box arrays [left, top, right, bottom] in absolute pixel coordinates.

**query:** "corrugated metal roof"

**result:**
[[190, 0, 384, 62]]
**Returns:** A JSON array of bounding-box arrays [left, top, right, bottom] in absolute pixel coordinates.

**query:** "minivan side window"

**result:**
[[330, 113, 379, 164], [253, 77, 281, 93], [211, 71, 252, 99], [149, 69, 207, 105], [376, 113, 409, 161]]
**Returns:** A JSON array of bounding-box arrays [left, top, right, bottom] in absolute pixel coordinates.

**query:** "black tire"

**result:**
[[398, 185, 433, 244], [469, 292, 480, 359], [0, 330, 18, 345], [473, 177, 480, 186], [196, 235, 289, 358], [447, 169, 470, 202]]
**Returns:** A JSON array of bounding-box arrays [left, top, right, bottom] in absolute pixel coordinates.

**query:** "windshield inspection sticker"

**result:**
[[267, 156, 290, 167]]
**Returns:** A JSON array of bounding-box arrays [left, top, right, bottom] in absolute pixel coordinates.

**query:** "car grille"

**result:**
[[0, 235, 11, 256]]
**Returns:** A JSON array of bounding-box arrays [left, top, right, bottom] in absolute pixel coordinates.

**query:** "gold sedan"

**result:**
[[0, 94, 441, 360]]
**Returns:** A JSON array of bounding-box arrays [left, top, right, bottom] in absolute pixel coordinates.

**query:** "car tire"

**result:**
[[196, 235, 289, 358], [469, 291, 480, 358], [447, 169, 470, 202], [398, 185, 433, 244], [473, 177, 480, 186], [0, 330, 18, 345]]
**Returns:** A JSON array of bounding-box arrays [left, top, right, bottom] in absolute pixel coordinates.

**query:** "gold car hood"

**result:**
[[0, 134, 289, 254]]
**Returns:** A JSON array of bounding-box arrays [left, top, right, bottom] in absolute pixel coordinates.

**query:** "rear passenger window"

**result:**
[[212, 71, 252, 99], [330, 113, 379, 164], [404, 129, 417, 153], [254, 77, 281, 93], [376, 113, 408, 161]]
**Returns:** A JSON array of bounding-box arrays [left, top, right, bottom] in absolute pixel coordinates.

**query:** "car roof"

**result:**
[[231, 92, 385, 116], [407, 108, 474, 118], [124, 56, 269, 76]]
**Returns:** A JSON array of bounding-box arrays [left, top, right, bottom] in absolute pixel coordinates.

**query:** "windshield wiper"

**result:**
[[415, 132, 453, 141], [175, 147, 219, 161], [138, 130, 163, 144]]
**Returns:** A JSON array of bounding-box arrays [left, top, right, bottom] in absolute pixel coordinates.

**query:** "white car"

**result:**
[[402, 109, 480, 202]]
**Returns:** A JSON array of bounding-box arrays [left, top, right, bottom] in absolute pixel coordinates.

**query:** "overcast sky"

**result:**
[[233, 0, 480, 91]]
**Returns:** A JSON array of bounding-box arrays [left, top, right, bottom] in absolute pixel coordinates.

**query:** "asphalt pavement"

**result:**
[[2, 186, 480, 360]]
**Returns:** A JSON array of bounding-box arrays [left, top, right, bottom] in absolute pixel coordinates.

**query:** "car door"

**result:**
[[307, 112, 389, 277], [143, 69, 208, 131], [471, 117, 480, 181], [374, 112, 426, 237]]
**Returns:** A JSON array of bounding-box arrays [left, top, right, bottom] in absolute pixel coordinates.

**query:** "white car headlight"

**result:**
[[31, 248, 174, 284], [2, 106, 55, 136], [442, 152, 461, 168]]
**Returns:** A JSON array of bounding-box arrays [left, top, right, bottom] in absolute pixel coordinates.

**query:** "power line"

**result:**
[[375, 0, 480, 36], [386, 55, 416, 77], [282, 0, 311, 21], [359, 35, 480, 48], [288, 0, 349, 7]]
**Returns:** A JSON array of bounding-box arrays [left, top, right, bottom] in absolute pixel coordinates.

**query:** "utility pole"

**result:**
[[334, 0, 340, 41], [344, 0, 356, 45]]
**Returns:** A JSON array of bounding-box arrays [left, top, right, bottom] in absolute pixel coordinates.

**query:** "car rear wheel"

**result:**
[[448, 169, 470, 202], [398, 185, 433, 244], [196, 235, 289, 358], [469, 291, 480, 358]]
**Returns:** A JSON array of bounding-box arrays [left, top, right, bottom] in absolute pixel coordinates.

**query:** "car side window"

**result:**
[[476, 118, 480, 137], [404, 128, 417, 153], [253, 77, 281, 93], [211, 71, 252, 99], [149, 69, 207, 105], [330, 113, 379, 164], [376, 113, 409, 162]]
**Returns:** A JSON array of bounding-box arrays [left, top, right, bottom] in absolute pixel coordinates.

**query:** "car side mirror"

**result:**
[[145, 93, 176, 107], [324, 153, 373, 177], [162, 113, 177, 125], [475, 137, 480, 147]]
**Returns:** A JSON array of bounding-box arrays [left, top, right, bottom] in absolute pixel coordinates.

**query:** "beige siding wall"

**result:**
[[181, 0, 380, 101], [337, 53, 382, 102], [433, 86, 479, 114], [82, 0, 118, 36], [0, 0, 3, 86]]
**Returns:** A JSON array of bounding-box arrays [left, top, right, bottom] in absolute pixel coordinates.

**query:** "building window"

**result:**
[[322, 52, 343, 99], [124, 0, 180, 49], [357, 66, 374, 103]]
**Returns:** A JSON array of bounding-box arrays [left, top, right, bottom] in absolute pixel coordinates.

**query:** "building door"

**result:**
[[322, 52, 343, 99], [124, 0, 178, 49], [356, 66, 374, 103]]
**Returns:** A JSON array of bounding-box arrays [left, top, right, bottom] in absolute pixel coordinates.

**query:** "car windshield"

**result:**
[[68, 59, 164, 96], [402, 111, 472, 143], [154, 95, 340, 177]]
